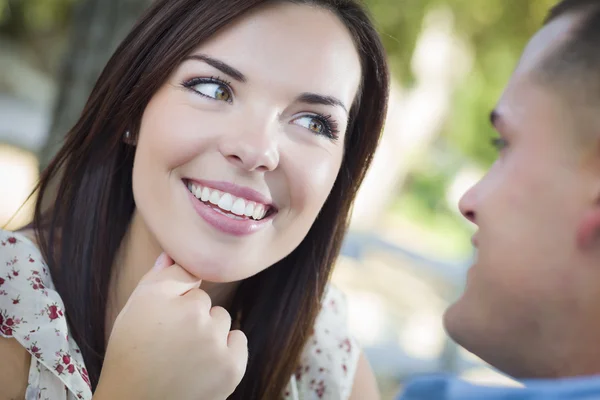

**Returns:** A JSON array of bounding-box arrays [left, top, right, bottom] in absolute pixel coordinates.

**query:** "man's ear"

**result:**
[[576, 204, 600, 249]]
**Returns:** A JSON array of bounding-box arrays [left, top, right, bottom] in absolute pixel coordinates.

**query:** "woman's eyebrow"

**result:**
[[183, 53, 247, 83], [295, 93, 348, 115]]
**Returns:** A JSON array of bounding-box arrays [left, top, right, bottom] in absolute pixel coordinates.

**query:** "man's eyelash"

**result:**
[[491, 137, 508, 150]]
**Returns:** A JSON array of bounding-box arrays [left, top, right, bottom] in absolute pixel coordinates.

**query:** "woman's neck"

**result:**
[[104, 210, 240, 344]]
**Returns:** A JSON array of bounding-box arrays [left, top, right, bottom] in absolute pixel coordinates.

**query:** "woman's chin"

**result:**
[[176, 258, 249, 283]]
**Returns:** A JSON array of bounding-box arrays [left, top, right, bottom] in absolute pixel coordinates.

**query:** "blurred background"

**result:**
[[0, 0, 557, 398]]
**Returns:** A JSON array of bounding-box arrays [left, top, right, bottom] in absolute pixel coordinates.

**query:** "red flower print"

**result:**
[[55, 364, 64, 374], [67, 364, 76, 374], [11, 268, 19, 277], [12, 295, 20, 305], [29, 257, 35, 263], [81, 367, 91, 388], [28, 342, 43, 360], [28, 272, 46, 291], [0, 277, 4, 287], [47, 304, 62, 321], [315, 380, 326, 398], [63, 354, 71, 364], [7, 236, 16, 244], [0, 310, 19, 337], [339, 338, 352, 353]]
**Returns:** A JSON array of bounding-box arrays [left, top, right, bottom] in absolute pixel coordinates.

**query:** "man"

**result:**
[[400, 0, 600, 398]]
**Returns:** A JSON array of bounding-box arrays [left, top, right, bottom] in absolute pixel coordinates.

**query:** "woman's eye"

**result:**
[[194, 82, 231, 102], [294, 115, 326, 134], [292, 114, 338, 140], [184, 78, 233, 103]]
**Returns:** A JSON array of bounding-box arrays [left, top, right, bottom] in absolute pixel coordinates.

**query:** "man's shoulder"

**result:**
[[397, 374, 600, 400]]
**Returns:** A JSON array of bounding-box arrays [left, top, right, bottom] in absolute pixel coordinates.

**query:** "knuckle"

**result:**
[[191, 289, 212, 308], [210, 306, 231, 321], [222, 359, 244, 385]]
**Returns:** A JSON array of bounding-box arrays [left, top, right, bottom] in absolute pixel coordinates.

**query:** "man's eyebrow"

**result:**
[[183, 53, 247, 83], [295, 93, 348, 115]]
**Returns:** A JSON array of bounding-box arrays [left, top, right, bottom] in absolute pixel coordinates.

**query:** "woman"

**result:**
[[0, 0, 389, 398]]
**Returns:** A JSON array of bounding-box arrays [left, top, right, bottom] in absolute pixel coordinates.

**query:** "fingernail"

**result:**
[[153, 252, 168, 270]]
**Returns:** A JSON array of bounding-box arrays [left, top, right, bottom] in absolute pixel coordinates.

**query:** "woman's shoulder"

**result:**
[[285, 285, 360, 400], [0, 228, 93, 399], [0, 229, 54, 300]]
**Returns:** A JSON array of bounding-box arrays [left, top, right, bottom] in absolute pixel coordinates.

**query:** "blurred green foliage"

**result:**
[[366, 0, 556, 167], [0, 0, 75, 36]]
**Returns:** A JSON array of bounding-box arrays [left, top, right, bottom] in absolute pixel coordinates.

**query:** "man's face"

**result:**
[[444, 13, 600, 378]]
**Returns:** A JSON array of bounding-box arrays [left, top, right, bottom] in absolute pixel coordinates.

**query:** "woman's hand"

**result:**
[[95, 253, 248, 400]]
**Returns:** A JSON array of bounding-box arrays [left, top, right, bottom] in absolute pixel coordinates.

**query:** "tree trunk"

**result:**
[[38, 0, 151, 171], [350, 6, 470, 231]]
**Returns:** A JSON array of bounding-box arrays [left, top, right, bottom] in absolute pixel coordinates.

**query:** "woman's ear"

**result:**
[[123, 130, 137, 146]]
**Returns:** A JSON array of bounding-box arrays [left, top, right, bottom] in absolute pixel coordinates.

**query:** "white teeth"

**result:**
[[209, 190, 221, 205], [252, 204, 265, 220], [218, 193, 233, 212], [187, 181, 271, 220], [231, 198, 246, 216], [201, 187, 210, 202], [244, 202, 255, 217]]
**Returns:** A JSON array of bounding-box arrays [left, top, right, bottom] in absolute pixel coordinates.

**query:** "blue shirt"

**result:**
[[398, 374, 600, 400]]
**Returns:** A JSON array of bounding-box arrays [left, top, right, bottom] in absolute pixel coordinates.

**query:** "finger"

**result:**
[[140, 256, 202, 295], [227, 330, 249, 376], [181, 287, 212, 313], [210, 306, 232, 338], [152, 252, 172, 272]]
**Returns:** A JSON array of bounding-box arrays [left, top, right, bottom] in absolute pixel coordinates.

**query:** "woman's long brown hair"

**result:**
[[29, 0, 389, 398]]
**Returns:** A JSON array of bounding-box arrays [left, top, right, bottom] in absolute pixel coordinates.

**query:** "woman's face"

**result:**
[[131, 2, 362, 282]]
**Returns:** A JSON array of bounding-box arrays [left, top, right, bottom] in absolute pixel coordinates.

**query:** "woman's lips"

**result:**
[[185, 182, 275, 236]]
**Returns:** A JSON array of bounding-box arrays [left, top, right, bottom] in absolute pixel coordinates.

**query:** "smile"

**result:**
[[183, 179, 276, 236], [186, 181, 271, 221]]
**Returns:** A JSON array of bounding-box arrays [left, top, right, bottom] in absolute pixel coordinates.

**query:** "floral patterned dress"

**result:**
[[0, 229, 360, 399]]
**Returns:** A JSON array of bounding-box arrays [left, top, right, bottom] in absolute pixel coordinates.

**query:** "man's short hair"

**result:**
[[539, 0, 600, 98]]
